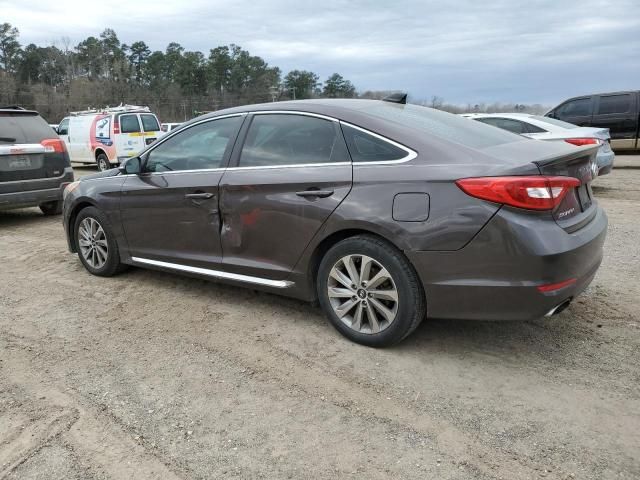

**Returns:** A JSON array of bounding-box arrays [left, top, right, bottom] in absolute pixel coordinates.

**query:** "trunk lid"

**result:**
[[534, 145, 600, 232]]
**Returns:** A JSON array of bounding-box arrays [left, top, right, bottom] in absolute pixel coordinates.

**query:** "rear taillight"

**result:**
[[113, 120, 120, 134], [564, 138, 601, 146], [537, 278, 576, 293], [41, 138, 67, 153], [456, 176, 580, 211]]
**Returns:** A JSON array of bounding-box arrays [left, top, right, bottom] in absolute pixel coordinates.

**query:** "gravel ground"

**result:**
[[1, 156, 639, 479]]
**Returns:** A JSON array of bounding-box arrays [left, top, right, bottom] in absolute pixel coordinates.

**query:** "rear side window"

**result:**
[[141, 114, 160, 132], [0, 113, 56, 144], [557, 98, 592, 117], [341, 124, 408, 162], [120, 114, 141, 133], [240, 114, 347, 167], [476, 118, 528, 134], [597, 94, 632, 115]]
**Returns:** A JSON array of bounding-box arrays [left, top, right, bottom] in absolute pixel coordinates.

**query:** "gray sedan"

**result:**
[[62, 99, 607, 347]]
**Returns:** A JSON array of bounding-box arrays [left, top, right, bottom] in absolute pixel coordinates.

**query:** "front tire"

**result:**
[[74, 206, 124, 277], [96, 153, 111, 171], [317, 235, 426, 347]]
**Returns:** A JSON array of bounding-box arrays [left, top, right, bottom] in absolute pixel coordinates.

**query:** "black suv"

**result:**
[[0, 106, 73, 215], [546, 91, 640, 151]]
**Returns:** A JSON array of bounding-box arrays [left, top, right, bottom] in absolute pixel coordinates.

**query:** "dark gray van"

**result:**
[[0, 106, 74, 215], [546, 91, 640, 151]]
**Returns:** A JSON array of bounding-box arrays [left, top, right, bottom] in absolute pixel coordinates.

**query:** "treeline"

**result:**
[[0, 23, 357, 122]]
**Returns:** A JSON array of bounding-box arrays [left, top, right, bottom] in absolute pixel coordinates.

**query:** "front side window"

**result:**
[[120, 114, 141, 133], [597, 94, 632, 115], [145, 116, 242, 172], [141, 114, 160, 132], [557, 98, 592, 117], [341, 124, 408, 162], [239, 114, 347, 167], [57, 118, 69, 135]]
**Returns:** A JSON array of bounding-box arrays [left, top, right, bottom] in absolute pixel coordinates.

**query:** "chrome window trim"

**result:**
[[339, 121, 418, 165], [226, 162, 351, 172], [250, 110, 339, 122], [131, 257, 294, 288]]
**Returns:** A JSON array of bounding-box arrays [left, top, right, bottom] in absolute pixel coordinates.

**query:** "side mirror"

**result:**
[[119, 157, 142, 175]]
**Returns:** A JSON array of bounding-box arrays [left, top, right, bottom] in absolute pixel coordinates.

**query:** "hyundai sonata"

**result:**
[[62, 99, 607, 347]]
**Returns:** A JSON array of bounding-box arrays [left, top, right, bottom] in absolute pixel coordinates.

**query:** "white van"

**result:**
[[57, 105, 162, 171]]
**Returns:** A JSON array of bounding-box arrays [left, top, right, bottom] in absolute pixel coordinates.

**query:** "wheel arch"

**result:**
[[306, 227, 406, 298], [94, 148, 107, 160], [67, 200, 98, 252]]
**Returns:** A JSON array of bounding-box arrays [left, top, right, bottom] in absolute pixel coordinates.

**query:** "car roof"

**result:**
[[0, 106, 39, 115]]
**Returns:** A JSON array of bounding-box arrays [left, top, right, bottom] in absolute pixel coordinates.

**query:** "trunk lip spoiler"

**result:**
[[533, 144, 599, 167]]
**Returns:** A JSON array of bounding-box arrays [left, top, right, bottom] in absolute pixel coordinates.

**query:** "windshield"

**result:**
[[531, 115, 578, 129], [361, 103, 521, 149]]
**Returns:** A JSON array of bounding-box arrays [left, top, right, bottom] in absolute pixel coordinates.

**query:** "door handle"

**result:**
[[185, 192, 214, 199], [295, 189, 334, 198]]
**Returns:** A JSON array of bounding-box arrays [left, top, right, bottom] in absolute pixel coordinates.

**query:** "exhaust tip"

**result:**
[[545, 298, 572, 317]]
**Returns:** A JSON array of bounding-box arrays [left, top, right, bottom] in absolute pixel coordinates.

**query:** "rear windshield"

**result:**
[[141, 114, 160, 132], [360, 103, 520, 149], [532, 115, 578, 129], [0, 112, 56, 144]]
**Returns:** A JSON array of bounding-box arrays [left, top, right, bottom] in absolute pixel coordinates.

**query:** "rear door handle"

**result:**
[[185, 192, 214, 199], [295, 189, 334, 198]]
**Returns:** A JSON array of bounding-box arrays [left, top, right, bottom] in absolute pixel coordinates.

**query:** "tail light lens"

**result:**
[[456, 176, 580, 211], [564, 138, 601, 146], [113, 119, 120, 134], [41, 138, 67, 153]]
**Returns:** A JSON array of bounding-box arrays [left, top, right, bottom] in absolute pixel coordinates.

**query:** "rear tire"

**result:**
[[96, 153, 111, 171], [317, 235, 426, 347], [74, 206, 125, 277], [39, 201, 62, 216]]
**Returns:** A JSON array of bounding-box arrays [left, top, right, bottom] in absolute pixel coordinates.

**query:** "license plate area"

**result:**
[[576, 184, 592, 211], [0, 154, 43, 171]]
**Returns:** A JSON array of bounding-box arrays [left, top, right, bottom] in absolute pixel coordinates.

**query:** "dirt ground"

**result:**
[[1, 156, 639, 480]]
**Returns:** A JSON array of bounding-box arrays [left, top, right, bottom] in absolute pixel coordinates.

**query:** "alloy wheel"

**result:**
[[327, 254, 399, 334], [78, 217, 109, 269]]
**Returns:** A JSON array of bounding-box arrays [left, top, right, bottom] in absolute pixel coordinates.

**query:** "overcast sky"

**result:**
[[2, 0, 639, 105]]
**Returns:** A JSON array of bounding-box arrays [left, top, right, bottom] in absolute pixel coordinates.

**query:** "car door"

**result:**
[[139, 113, 161, 147], [553, 97, 594, 127], [591, 93, 638, 149], [219, 112, 352, 281], [119, 114, 245, 270]]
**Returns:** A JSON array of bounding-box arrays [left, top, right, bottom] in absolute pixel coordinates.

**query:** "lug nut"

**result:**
[[368, 292, 373, 297], [352, 296, 357, 301]]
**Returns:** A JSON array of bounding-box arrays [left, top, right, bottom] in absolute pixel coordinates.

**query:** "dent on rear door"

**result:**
[[219, 164, 352, 280]]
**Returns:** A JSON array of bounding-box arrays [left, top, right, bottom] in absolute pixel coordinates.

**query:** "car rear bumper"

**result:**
[[0, 168, 74, 210], [406, 205, 607, 321]]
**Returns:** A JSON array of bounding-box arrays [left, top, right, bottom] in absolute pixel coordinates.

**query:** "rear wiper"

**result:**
[[0, 137, 17, 143]]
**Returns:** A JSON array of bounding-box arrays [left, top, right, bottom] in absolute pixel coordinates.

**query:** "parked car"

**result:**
[[546, 91, 640, 151], [57, 105, 162, 171], [464, 113, 615, 175], [161, 122, 182, 134], [1, 106, 73, 215], [62, 99, 607, 347]]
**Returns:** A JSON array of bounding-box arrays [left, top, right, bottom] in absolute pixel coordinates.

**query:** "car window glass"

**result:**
[[145, 116, 242, 172], [120, 114, 141, 133], [597, 94, 632, 115], [141, 114, 160, 132], [340, 124, 407, 162], [240, 114, 347, 167], [476, 118, 528, 134], [58, 118, 69, 135], [557, 98, 591, 117], [523, 122, 546, 133]]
